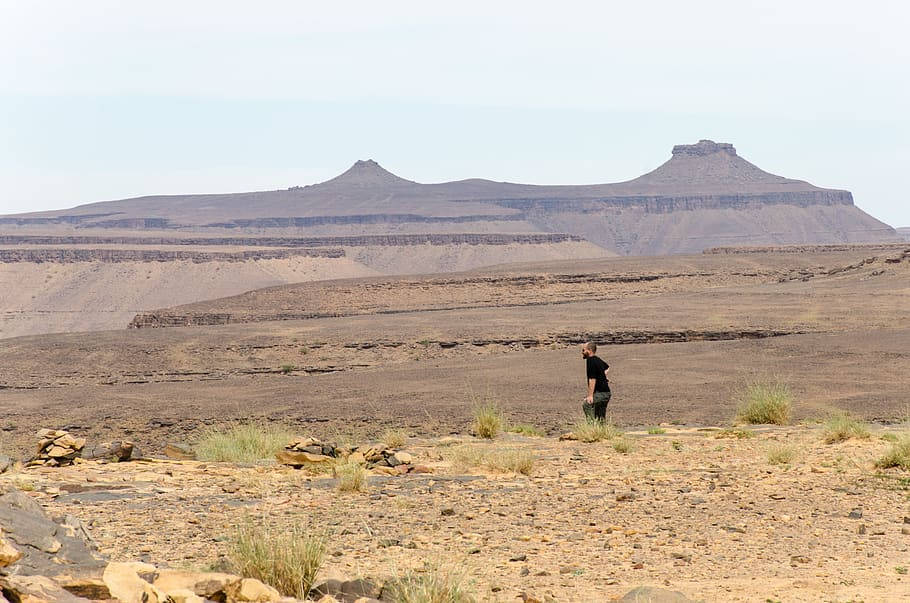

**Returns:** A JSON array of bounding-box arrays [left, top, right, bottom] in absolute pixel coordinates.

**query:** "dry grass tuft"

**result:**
[[646, 427, 666, 435], [334, 461, 368, 492], [508, 424, 545, 437], [382, 428, 407, 449], [735, 381, 793, 425], [472, 402, 504, 439], [195, 422, 297, 463], [714, 428, 755, 439], [229, 520, 326, 598], [822, 413, 871, 444], [767, 444, 797, 465], [612, 438, 634, 454], [383, 563, 475, 603], [875, 433, 910, 470], [445, 444, 535, 475], [571, 418, 622, 443]]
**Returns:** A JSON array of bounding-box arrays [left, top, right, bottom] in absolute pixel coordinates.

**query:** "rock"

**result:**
[[0, 455, 12, 474], [224, 577, 281, 601], [164, 443, 197, 461], [103, 561, 170, 603], [848, 509, 863, 519], [618, 586, 694, 602], [27, 429, 86, 468], [275, 450, 334, 467], [83, 441, 136, 462], [340, 578, 381, 599], [153, 569, 241, 599], [0, 574, 92, 602], [57, 577, 111, 599], [167, 588, 206, 603], [410, 465, 433, 474], [0, 529, 23, 568], [441, 508, 456, 516], [0, 490, 105, 576], [392, 452, 413, 464], [509, 554, 528, 562]]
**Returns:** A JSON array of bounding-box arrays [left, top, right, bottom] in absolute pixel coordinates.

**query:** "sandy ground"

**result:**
[[4, 423, 909, 602]]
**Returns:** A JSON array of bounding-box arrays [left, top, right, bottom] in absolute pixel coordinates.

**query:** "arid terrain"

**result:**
[[1, 243, 909, 602]]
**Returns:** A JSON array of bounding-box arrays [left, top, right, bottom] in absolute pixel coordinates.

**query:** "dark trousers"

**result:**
[[583, 390, 611, 421]]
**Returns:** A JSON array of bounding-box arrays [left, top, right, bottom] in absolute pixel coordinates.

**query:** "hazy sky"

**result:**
[[2, 1, 908, 226]]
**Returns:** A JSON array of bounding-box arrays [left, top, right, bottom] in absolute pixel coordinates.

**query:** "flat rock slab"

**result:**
[[0, 490, 105, 577], [619, 585, 697, 602]]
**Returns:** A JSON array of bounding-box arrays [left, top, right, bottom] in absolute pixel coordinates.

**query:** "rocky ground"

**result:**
[[2, 421, 909, 602]]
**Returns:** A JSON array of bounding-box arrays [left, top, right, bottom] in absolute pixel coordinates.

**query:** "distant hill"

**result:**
[[897, 227, 910, 242], [1, 139, 897, 255]]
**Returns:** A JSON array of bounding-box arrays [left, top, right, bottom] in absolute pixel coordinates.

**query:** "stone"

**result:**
[[0, 532, 23, 567], [340, 578, 381, 599], [618, 586, 694, 602], [276, 450, 334, 467], [0, 575, 91, 603], [153, 569, 241, 598], [0, 455, 12, 474], [103, 561, 170, 603], [164, 443, 197, 461], [392, 452, 413, 464], [224, 577, 281, 601], [83, 441, 135, 462], [58, 577, 111, 599], [166, 588, 205, 603], [0, 490, 105, 577]]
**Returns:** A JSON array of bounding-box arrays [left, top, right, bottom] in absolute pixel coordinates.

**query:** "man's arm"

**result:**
[[587, 378, 596, 403]]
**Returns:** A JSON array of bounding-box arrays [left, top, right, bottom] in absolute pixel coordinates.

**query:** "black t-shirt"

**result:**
[[586, 355, 610, 392]]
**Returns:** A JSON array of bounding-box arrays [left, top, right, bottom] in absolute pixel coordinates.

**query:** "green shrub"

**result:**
[[571, 418, 622, 443], [822, 412, 871, 444], [195, 423, 296, 462], [646, 427, 666, 435], [279, 364, 295, 375], [875, 434, 910, 470], [229, 520, 326, 598], [472, 403, 504, 439], [735, 381, 793, 425]]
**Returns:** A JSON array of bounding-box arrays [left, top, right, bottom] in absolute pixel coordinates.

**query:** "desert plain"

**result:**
[[1, 243, 909, 602]]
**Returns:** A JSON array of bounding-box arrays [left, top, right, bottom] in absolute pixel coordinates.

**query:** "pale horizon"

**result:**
[[2, 1, 908, 226]]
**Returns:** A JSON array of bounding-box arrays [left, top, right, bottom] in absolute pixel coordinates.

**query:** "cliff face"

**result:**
[[0, 140, 896, 255]]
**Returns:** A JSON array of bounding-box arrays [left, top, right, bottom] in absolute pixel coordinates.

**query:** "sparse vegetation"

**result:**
[[647, 427, 666, 435], [383, 563, 475, 603], [822, 412, 871, 444], [229, 520, 326, 598], [735, 381, 793, 425], [508, 424, 545, 437], [714, 427, 755, 439], [195, 422, 297, 463], [612, 438, 634, 454], [875, 433, 910, 471], [881, 433, 899, 442], [571, 418, 622, 443], [896, 566, 908, 575], [334, 461, 367, 492], [472, 402, 504, 439], [279, 364, 295, 375], [767, 444, 796, 465], [445, 444, 535, 475], [671, 440, 683, 451], [382, 428, 407, 449]]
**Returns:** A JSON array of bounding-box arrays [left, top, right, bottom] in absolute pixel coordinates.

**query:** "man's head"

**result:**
[[581, 341, 597, 358]]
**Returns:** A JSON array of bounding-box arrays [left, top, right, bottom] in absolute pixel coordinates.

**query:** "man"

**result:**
[[581, 341, 611, 421]]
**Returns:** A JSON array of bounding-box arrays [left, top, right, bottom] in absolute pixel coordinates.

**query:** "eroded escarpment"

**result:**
[[0, 247, 345, 263]]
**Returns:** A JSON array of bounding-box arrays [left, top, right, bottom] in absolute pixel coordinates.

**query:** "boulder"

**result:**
[[102, 562, 169, 603], [153, 568, 241, 599], [0, 491, 105, 577], [0, 455, 12, 474], [166, 588, 205, 603], [0, 532, 23, 567], [82, 441, 136, 463], [275, 450, 334, 468], [224, 577, 281, 602], [57, 576, 111, 599], [0, 574, 92, 602]]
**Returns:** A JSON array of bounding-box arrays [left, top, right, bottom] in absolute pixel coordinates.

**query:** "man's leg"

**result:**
[[582, 399, 595, 421], [594, 391, 611, 421]]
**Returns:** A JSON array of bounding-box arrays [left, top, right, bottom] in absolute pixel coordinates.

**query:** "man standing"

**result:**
[[581, 341, 611, 421]]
